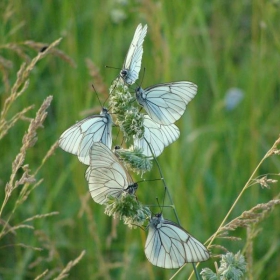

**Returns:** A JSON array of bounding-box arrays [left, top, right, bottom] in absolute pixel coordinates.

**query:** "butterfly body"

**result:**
[[125, 183, 138, 195], [120, 69, 128, 81], [86, 142, 137, 205], [135, 86, 147, 104], [135, 82, 197, 125], [121, 23, 147, 85], [145, 213, 210, 268]]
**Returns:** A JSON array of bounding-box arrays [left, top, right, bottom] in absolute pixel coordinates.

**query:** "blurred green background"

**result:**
[[1, 0, 280, 279]]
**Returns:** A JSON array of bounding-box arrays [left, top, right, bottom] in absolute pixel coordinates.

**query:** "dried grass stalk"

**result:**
[[53, 250, 86, 280], [219, 199, 280, 233]]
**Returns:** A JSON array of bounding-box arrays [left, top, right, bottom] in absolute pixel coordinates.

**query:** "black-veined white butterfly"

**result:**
[[85, 142, 138, 205], [120, 23, 147, 85], [145, 213, 210, 268], [59, 108, 112, 165], [135, 81, 197, 125], [134, 115, 180, 157]]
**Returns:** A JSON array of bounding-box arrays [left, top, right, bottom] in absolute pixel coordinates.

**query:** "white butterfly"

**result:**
[[120, 23, 148, 85], [135, 81, 197, 125], [85, 142, 138, 205], [59, 108, 113, 165], [134, 115, 180, 157], [145, 213, 210, 268]]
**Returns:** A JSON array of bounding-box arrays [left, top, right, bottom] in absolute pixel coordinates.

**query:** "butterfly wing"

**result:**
[[136, 82, 197, 125], [121, 23, 148, 85], [134, 115, 180, 157], [145, 214, 210, 268], [59, 109, 112, 165], [85, 142, 135, 205]]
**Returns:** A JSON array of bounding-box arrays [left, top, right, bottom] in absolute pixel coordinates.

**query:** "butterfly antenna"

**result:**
[[120, 136, 125, 146], [140, 67, 146, 88], [162, 183, 167, 212], [137, 107, 143, 114], [105, 65, 121, 71], [136, 178, 161, 184], [104, 66, 123, 95], [148, 203, 174, 210], [134, 67, 146, 91], [108, 103, 113, 112], [136, 224, 146, 231], [103, 95, 110, 107], [156, 197, 163, 214], [91, 84, 103, 108], [114, 127, 121, 143]]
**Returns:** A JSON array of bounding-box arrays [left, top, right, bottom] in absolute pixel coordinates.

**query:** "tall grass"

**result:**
[[0, 1, 279, 279]]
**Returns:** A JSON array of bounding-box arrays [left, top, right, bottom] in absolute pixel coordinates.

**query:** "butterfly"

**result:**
[[85, 142, 138, 205], [135, 81, 197, 125], [120, 23, 148, 85], [58, 108, 113, 165], [134, 115, 180, 157], [145, 213, 210, 268]]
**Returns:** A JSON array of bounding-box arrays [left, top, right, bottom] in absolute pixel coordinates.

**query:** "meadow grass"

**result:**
[[1, 1, 280, 279]]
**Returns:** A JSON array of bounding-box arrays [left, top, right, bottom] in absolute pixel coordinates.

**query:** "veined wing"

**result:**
[[136, 81, 197, 125], [58, 108, 112, 165], [134, 115, 180, 157], [120, 23, 148, 85], [145, 213, 210, 269], [85, 142, 137, 205]]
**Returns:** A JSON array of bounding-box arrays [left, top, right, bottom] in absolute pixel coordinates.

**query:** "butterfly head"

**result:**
[[135, 86, 146, 104], [155, 213, 164, 221], [126, 182, 138, 195], [100, 107, 109, 114], [150, 213, 164, 228], [120, 69, 128, 79], [100, 108, 113, 125]]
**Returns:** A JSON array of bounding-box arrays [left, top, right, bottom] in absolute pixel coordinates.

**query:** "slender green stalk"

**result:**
[[192, 263, 201, 280]]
